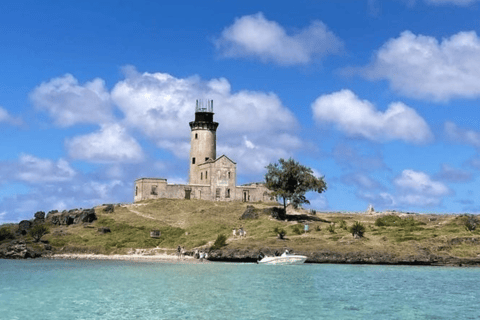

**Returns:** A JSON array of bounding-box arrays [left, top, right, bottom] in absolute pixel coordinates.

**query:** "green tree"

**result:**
[[29, 224, 49, 242], [265, 158, 327, 217], [349, 221, 366, 238]]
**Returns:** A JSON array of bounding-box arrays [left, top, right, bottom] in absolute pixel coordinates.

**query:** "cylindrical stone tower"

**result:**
[[189, 99, 218, 184]]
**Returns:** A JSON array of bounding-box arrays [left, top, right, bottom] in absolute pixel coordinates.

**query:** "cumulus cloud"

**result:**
[[361, 31, 480, 101], [215, 12, 343, 65], [111, 68, 296, 140], [218, 134, 297, 175], [444, 121, 480, 148], [395, 169, 449, 195], [393, 169, 450, 206], [66, 124, 144, 163], [111, 68, 299, 170], [312, 90, 432, 143], [0, 107, 22, 125], [16, 154, 76, 183], [358, 169, 451, 208], [30, 74, 112, 126]]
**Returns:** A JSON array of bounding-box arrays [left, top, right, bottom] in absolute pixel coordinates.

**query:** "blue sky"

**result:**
[[2, 0, 480, 222]]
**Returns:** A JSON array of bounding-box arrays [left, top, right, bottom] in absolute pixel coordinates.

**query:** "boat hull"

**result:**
[[257, 255, 307, 265]]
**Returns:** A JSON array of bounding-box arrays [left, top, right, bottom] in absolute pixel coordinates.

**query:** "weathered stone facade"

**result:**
[[134, 99, 273, 203]]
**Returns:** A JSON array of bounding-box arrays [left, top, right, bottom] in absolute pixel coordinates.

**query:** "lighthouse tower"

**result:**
[[189, 99, 218, 184]]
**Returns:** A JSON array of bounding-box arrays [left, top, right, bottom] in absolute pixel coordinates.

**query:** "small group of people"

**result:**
[[176, 245, 185, 259], [193, 249, 208, 261], [232, 227, 247, 238]]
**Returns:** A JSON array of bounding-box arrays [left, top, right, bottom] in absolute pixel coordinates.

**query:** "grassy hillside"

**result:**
[[35, 199, 480, 260]]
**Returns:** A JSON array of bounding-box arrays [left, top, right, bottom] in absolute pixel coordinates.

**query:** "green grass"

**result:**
[[25, 199, 479, 259]]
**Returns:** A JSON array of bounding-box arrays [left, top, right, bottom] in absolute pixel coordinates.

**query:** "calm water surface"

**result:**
[[0, 259, 479, 319]]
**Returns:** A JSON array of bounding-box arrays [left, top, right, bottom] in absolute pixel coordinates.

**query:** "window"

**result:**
[[205, 157, 209, 161], [205, 171, 208, 179], [226, 189, 230, 198], [135, 186, 138, 196], [192, 157, 195, 164], [216, 188, 220, 198], [228, 172, 231, 179], [151, 185, 157, 195], [195, 133, 198, 139], [200, 172, 203, 180]]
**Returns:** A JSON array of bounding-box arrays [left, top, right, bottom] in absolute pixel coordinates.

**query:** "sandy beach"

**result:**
[[50, 253, 208, 263]]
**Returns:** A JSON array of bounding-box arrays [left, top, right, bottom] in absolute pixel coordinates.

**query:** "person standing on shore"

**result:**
[[177, 245, 181, 259]]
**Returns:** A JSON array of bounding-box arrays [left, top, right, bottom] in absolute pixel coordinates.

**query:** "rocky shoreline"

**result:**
[[2, 243, 480, 266], [206, 248, 480, 267]]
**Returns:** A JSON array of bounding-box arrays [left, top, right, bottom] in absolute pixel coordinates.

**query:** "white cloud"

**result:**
[[362, 31, 480, 101], [358, 169, 450, 208], [395, 169, 449, 196], [312, 89, 432, 143], [66, 124, 144, 163], [305, 194, 329, 210], [0, 211, 7, 224], [111, 69, 296, 141], [111, 68, 299, 170], [215, 12, 343, 65], [16, 154, 76, 183], [218, 135, 293, 175], [444, 121, 480, 148], [0, 107, 22, 125], [393, 169, 450, 206], [30, 74, 112, 126]]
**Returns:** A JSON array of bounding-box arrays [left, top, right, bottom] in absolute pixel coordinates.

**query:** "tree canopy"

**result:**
[[265, 158, 327, 217]]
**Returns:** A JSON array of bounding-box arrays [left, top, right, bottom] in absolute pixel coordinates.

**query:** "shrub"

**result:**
[[314, 225, 321, 232], [104, 204, 115, 213], [327, 224, 335, 233], [0, 226, 14, 241], [270, 207, 286, 220], [211, 234, 227, 250], [349, 221, 366, 238], [374, 215, 423, 227], [292, 225, 302, 235], [338, 219, 347, 230], [273, 227, 287, 239], [29, 224, 49, 242], [310, 209, 317, 215], [463, 214, 479, 231]]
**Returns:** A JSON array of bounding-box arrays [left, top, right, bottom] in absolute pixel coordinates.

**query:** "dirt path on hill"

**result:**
[[123, 205, 161, 221], [122, 204, 188, 228]]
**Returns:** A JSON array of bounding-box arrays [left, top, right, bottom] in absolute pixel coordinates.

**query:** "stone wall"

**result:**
[[235, 183, 274, 202], [134, 178, 213, 201], [134, 177, 271, 203]]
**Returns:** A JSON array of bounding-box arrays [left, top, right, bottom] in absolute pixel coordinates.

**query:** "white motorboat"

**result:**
[[257, 250, 307, 265]]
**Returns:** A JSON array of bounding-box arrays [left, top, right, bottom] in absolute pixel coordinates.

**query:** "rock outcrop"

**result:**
[[46, 208, 97, 226], [240, 206, 259, 220], [103, 204, 115, 213], [0, 240, 42, 259], [17, 220, 32, 235], [34, 211, 45, 222]]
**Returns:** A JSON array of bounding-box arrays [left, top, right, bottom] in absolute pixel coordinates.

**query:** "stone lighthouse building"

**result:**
[[134, 100, 272, 203]]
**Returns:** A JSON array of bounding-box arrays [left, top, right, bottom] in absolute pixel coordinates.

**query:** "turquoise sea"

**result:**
[[0, 259, 479, 320]]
